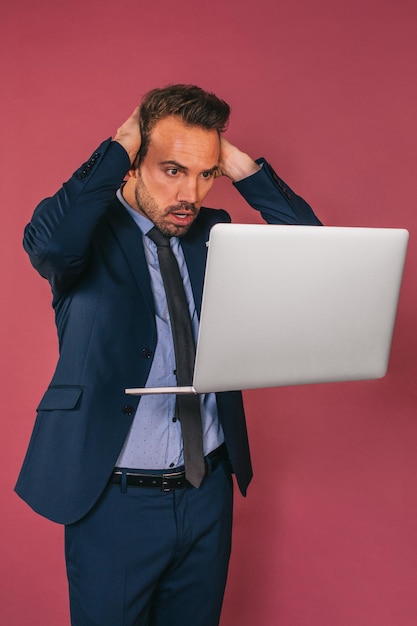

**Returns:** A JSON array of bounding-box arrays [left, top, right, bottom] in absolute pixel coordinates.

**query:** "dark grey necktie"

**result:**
[[147, 226, 205, 488]]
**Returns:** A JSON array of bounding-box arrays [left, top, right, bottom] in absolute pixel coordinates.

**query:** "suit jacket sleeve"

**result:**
[[23, 138, 131, 296], [233, 158, 322, 226]]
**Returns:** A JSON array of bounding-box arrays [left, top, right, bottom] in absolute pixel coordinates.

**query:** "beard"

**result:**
[[133, 175, 199, 238]]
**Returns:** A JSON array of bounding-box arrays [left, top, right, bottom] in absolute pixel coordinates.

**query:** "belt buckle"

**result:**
[[161, 470, 184, 492]]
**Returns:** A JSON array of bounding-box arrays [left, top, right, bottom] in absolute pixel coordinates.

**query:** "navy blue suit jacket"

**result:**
[[15, 139, 321, 524]]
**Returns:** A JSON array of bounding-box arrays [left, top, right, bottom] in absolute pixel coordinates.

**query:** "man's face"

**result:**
[[128, 116, 220, 237]]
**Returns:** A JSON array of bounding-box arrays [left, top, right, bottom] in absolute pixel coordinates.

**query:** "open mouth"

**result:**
[[169, 205, 196, 223], [170, 211, 195, 225]]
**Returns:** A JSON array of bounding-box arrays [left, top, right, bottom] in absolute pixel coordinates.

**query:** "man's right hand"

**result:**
[[113, 106, 141, 166]]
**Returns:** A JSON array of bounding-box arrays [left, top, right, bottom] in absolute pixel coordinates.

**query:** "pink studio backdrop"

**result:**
[[2, 1, 417, 624]]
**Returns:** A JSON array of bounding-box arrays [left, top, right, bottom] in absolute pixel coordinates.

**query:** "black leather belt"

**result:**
[[110, 443, 229, 492]]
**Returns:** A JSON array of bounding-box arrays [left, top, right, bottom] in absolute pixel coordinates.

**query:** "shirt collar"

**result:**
[[116, 185, 154, 236]]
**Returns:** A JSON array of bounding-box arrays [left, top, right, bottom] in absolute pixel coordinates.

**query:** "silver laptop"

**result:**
[[126, 224, 408, 396]]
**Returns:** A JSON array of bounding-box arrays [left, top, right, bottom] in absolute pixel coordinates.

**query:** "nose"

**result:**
[[177, 178, 199, 205]]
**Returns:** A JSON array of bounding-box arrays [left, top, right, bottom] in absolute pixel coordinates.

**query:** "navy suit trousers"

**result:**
[[65, 458, 233, 626]]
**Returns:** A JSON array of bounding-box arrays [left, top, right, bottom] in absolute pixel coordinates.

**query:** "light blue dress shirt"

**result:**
[[115, 188, 224, 470]]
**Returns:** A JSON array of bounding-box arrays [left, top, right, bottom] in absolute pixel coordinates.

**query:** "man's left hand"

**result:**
[[216, 136, 260, 182]]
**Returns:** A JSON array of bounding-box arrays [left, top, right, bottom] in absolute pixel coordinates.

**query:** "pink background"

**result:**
[[2, 0, 417, 624]]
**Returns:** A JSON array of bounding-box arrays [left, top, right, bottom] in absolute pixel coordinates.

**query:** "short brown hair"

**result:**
[[137, 84, 230, 164]]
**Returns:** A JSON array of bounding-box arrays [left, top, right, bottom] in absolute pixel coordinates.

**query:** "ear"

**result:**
[[122, 169, 139, 207], [126, 166, 140, 180]]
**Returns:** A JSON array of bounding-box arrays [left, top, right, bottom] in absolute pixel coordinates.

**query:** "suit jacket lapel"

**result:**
[[180, 221, 209, 317], [106, 198, 210, 318], [105, 198, 155, 316]]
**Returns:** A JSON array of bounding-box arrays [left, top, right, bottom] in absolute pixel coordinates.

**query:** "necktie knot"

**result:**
[[147, 226, 170, 248]]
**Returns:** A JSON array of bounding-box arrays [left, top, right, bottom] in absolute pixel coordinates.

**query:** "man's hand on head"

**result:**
[[113, 106, 141, 165], [216, 136, 260, 182]]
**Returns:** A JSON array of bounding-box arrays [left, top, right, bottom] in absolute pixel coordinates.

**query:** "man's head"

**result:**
[[137, 84, 230, 165], [124, 84, 231, 237]]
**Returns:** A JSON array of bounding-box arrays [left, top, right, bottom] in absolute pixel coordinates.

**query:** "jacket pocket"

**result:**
[[36, 386, 84, 411]]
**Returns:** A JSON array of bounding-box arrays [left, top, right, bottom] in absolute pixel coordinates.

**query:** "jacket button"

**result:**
[[122, 405, 135, 416], [141, 347, 152, 359]]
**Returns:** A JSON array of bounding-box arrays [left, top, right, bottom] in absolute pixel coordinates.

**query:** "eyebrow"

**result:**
[[159, 160, 218, 174]]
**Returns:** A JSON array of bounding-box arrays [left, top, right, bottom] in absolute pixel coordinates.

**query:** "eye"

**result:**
[[167, 168, 178, 176], [201, 170, 214, 179]]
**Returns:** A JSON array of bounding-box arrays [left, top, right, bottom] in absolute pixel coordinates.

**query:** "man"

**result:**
[[16, 84, 321, 626]]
